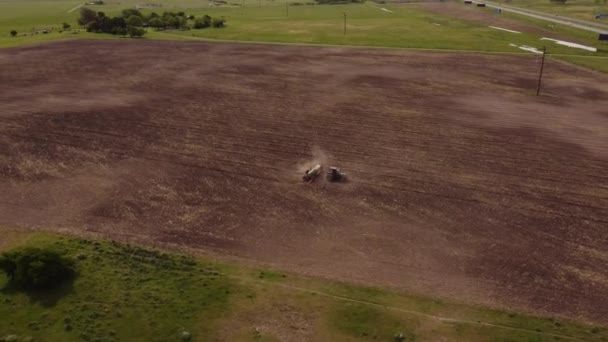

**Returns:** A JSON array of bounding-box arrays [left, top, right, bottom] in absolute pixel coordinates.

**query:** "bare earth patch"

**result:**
[[1, 40, 607, 323]]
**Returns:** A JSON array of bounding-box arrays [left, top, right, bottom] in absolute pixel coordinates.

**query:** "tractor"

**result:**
[[327, 167, 347, 182], [303, 164, 322, 182]]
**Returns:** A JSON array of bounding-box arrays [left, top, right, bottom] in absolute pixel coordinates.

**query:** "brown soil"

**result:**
[[1, 40, 607, 324]]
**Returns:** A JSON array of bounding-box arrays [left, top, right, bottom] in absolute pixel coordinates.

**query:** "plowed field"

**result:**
[[1, 40, 607, 323]]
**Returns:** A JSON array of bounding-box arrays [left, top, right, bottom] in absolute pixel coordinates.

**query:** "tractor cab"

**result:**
[[327, 167, 346, 182]]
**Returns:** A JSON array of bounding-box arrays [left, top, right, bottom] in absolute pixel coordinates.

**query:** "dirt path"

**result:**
[[67, 2, 84, 13], [260, 281, 588, 342]]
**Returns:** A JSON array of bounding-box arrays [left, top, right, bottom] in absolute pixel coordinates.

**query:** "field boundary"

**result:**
[[3, 34, 607, 61], [259, 280, 588, 342], [154, 32, 608, 72], [0, 231, 599, 341], [155, 32, 608, 58], [0, 229, 587, 342]]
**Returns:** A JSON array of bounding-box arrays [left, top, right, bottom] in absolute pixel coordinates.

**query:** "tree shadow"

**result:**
[[1, 274, 76, 308]]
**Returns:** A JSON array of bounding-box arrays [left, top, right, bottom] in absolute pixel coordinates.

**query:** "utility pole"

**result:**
[[536, 46, 546, 96], [286, 1, 289, 17], [343, 12, 346, 35]]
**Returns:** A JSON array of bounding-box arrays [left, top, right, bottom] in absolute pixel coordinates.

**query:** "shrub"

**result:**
[[85, 21, 96, 32], [212, 17, 225, 28], [0, 248, 75, 290], [121, 8, 143, 19], [127, 25, 146, 37], [181, 331, 192, 341], [163, 14, 179, 28], [148, 18, 164, 29], [62, 22, 71, 30], [10, 30, 17, 37], [78, 7, 98, 26], [194, 15, 212, 29], [111, 26, 128, 35], [177, 16, 188, 29]]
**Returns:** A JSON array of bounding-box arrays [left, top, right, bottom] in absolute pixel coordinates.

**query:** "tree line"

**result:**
[[78, 8, 225, 37], [9, 22, 71, 38]]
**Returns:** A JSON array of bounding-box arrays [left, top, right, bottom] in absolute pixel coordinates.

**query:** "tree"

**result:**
[[78, 7, 98, 26], [112, 26, 128, 35], [62, 22, 71, 30], [121, 8, 143, 19], [10, 30, 17, 37], [148, 18, 164, 29], [212, 17, 226, 28], [163, 14, 179, 28], [194, 15, 211, 29], [105, 16, 127, 34], [0, 254, 16, 277], [85, 21, 98, 32], [0, 248, 75, 290], [127, 25, 145, 37], [126, 15, 144, 27], [177, 16, 188, 29], [108, 16, 126, 30]]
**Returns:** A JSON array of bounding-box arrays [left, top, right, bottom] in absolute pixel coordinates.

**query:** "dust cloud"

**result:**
[[297, 146, 330, 177]]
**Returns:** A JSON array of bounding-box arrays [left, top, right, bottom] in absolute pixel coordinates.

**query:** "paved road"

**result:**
[[476, 0, 608, 34], [487, 1, 608, 30]]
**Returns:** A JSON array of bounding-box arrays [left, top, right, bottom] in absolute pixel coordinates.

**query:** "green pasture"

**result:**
[[503, 0, 608, 21], [1, 230, 607, 341], [556, 54, 608, 70], [1, 0, 607, 71], [486, 6, 601, 43]]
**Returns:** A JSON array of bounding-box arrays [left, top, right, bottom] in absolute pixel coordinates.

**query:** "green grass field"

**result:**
[[556, 54, 608, 71], [1, 0, 607, 72], [159, 3, 606, 54], [505, 0, 608, 21], [1, 230, 607, 341]]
